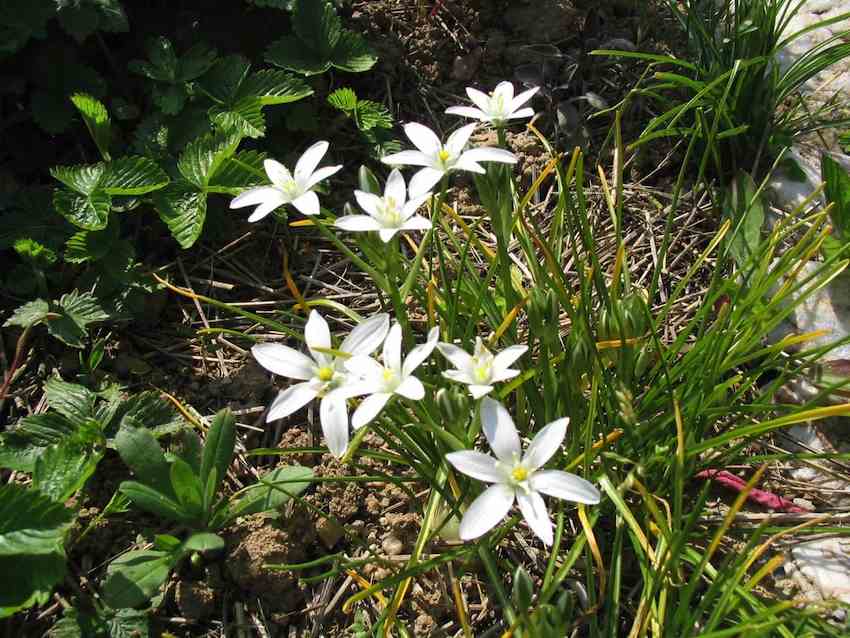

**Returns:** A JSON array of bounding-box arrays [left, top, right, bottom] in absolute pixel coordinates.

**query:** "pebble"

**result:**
[[382, 534, 404, 556]]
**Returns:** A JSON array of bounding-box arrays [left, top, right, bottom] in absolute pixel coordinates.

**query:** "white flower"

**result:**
[[335, 169, 432, 242], [446, 81, 539, 125], [437, 337, 526, 399], [230, 141, 342, 221], [382, 123, 517, 197], [446, 397, 600, 545], [340, 323, 440, 428], [252, 310, 389, 457]]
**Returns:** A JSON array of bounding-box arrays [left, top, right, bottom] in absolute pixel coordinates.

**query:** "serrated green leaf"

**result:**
[[50, 164, 106, 195], [0, 485, 72, 617], [355, 100, 392, 130], [53, 189, 112, 231], [65, 222, 119, 264], [106, 392, 185, 441], [177, 133, 241, 189], [332, 30, 377, 73], [48, 290, 110, 348], [199, 54, 252, 104], [71, 93, 111, 159], [130, 37, 178, 82], [327, 87, 357, 112], [153, 181, 208, 249], [34, 442, 102, 502], [44, 378, 97, 426], [225, 465, 313, 523], [200, 409, 235, 504], [14, 237, 58, 267], [152, 83, 187, 115], [132, 113, 170, 158], [114, 425, 173, 496], [101, 156, 169, 196], [4, 299, 50, 329], [101, 549, 175, 609], [176, 42, 218, 81], [294, 0, 341, 59], [210, 98, 266, 137], [105, 609, 149, 638], [208, 150, 267, 192], [265, 35, 331, 75], [15, 413, 76, 447], [47, 607, 99, 638], [239, 69, 313, 105]]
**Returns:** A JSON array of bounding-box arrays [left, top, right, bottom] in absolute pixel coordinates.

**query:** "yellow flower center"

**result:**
[[378, 197, 402, 226], [473, 361, 492, 383], [317, 366, 334, 382], [438, 149, 451, 163], [511, 466, 529, 482], [382, 368, 396, 383], [281, 179, 300, 198]]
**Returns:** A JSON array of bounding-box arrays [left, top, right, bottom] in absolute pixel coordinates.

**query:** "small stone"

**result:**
[[175, 581, 216, 621], [382, 535, 404, 557], [793, 498, 814, 511], [316, 517, 344, 549]]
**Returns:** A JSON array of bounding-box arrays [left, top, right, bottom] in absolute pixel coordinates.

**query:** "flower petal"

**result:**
[[382, 323, 403, 371], [492, 345, 528, 374], [304, 164, 342, 190], [294, 140, 329, 186], [305, 310, 332, 364], [409, 167, 445, 198], [352, 393, 391, 429], [442, 369, 474, 384], [402, 192, 431, 219], [445, 123, 477, 155], [466, 87, 492, 113], [378, 228, 399, 242], [267, 383, 317, 421], [353, 190, 382, 217], [395, 375, 425, 400], [320, 394, 349, 458], [493, 81, 515, 108], [335, 215, 383, 232], [507, 107, 535, 120], [452, 158, 487, 174], [381, 150, 433, 167], [252, 343, 315, 380], [247, 191, 288, 222], [404, 122, 442, 155], [461, 147, 518, 164], [263, 159, 292, 187], [340, 313, 390, 356], [446, 450, 503, 483], [446, 106, 487, 120], [384, 169, 407, 205], [343, 355, 385, 383], [469, 384, 494, 399], [490, 368, 521, 384], [291, 191, 320, 217], [437, 343, 473, 371], [511, 86, 539, 112], [401, 216, 432, 232], [523, 418, 568, 471], [530, 470, 601, 504], [517, 490, 553, 545], [230, 186, 282, 209], [458, 483, 515, 541], [480, 397, 521, 462], [402, 326, 440, 376]]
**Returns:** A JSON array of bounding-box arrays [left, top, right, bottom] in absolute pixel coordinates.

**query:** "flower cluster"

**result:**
[[235, 82, 601, 546]]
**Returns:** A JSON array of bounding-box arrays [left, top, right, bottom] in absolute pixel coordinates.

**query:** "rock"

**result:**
[[784, 537, 850, 617], [175, 581, 216, 621], [316, 517, 344, 549], [381, 534, 404, 556]]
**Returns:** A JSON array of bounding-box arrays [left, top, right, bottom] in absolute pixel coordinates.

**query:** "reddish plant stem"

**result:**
[[696, 469, 811, 513]]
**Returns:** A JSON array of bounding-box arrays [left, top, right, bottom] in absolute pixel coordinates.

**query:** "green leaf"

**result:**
[[129, 37, 178, 82], [34, 442, 102, 502], [44, 378, 97, 426], [118, 481, 187, 524], [50, 164, 106, 195], [48, 290, 110, 348], [65, 222, 119, 264], [53, 189, 112, 231], [4, 299, 50, 329], [47, 608, 99, 638], [210, 98, 266, 138], [105, 609, 149, 638], [181, 532, 224, 554], [239, 69, 313, 105], [70, 93, 111, 159], [200, 409, 236, 502], [108, 391, 185, 440], [822, 153, 850, 247], [226, 465, 313, 522], [265, 36, 331, 75], [199, 55, 252, 104], [327, 87, 357, 112], [0, 485, 73, 617], [293, 0, 341, 60], [152, 181, 208, 249], [114, 425, 173, 496], [101, 156, 169, 195], [169, 458, 204, 518], [355, 100, 392, 131], [177, 133, 241, 189], [176, 43, 218, 82], [208, 150, 267, 192], [15, 413, 76, 446], [152, 83, 187, 115], [332, 30, 377, 73], [101, 549, 176, 609], [723, 171, 764, 270]]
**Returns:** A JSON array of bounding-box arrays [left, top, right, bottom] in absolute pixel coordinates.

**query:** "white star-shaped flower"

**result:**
[[437, 337, 526, 399], [335, 169, 432, 242], [446, 397, 600, 545], [230, 140, 342, 221], [339, 323, 440, 428], [382, 122, 517, 197], [252, 310, 389, 457], [446, 81, 539, 125]]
